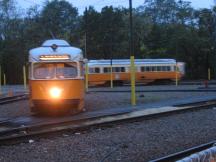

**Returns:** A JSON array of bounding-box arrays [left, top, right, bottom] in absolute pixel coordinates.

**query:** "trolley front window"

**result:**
[[33, 62, 77, 79], [56, 63, 77, 78], [34, 64, 55, 79]]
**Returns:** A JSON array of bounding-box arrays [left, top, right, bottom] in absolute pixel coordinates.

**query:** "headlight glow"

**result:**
[[49, 87, 62, 99]]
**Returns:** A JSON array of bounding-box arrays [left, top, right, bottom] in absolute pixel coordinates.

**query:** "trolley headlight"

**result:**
[[49, 87, 62, 99]]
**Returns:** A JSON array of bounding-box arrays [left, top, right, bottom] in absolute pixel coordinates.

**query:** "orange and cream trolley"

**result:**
[[87, 59, 185, 86], [29, 39, 84, 113]]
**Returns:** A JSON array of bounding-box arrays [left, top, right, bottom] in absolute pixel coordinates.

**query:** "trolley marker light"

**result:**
[[39, 55, 70, 61], [49, 87, 62, 99]]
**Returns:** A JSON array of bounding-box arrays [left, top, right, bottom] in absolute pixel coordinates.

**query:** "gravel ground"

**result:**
[[0, 85, 216, 161], [0, 85, 216, 117], [86, 84, 216, 111], [0, 85, 216, 118], [0, 108, 216, 161]]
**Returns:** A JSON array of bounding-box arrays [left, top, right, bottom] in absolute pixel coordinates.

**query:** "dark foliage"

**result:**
[[0, 0, 215, 83]]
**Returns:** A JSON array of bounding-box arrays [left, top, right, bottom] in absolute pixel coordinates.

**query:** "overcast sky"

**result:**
[[18, 0, 215, 14]]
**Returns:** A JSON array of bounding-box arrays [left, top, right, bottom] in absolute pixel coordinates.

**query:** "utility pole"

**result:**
[[129, 0, 134, 57], [84, 7, 89, 92], [129, 0, 136, 106], [213, 2, 216, 51], [213, 1, 216, 81], [84, 7, 88, 59]]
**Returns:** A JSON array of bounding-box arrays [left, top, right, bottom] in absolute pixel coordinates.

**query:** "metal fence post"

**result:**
[[208, 68, 211, 80], [85, 63, 89, 92], [176, 64, 178, 86], [23, 65, 27, 89], [110, 60, 113, 88], [130, 56, 136, 106], [3, 73, 6, 86]]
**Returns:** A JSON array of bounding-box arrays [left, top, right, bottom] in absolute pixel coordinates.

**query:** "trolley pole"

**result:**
[[129, 0, 136, 106]]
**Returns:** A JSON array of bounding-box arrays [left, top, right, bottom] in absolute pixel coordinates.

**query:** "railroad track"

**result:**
[[0, 98, 216, 145], [115, 81, 216, 86], [178, 81, 216, 85], [150, 141, 216, 162], [0, 94, 28, 105], [89, 89, 216, 93]]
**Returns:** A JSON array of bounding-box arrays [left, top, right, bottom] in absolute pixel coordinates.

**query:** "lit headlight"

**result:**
[[49, 87, 62, 99]]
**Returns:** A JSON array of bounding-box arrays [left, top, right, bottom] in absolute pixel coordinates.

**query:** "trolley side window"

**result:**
[[140, 66, 145, 72], [112, 67, 125, 73], [104, 67, 111, 73], [121, 67, 125, 72], [174, 66, 179, 71], [140, 66, 172, 72], [161, 66, 167, 71], [152, 66, 157, 71], [157, 66, 161, 71], [146, 66, 150, 71], [89, 67, 100, 74]]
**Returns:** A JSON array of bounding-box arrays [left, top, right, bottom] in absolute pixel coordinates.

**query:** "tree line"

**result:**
[[0, 0, 216, 84]]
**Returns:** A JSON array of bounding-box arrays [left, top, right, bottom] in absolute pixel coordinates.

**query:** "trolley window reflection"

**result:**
[[33, 62, 77, 79]]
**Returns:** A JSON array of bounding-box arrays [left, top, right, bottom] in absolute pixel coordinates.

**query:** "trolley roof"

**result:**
[[29, 39, 83, 62], [88, 59, 177, 66]]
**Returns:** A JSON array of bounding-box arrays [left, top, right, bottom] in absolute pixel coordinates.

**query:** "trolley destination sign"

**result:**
[[39, 54, 71, 61]]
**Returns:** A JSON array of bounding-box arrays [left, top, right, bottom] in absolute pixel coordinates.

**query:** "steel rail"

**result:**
[[0, 94, 28, 105], [149, 141, 216, 162], [121, 81, 216, 86], [0, 99, 215, 145], [89, 89, 216, 93]]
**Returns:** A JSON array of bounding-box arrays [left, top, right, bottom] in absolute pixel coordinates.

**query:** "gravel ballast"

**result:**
[[0, 108, 216, 161]]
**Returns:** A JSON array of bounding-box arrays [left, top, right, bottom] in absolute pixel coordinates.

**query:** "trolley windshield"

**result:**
[[33, 62, 77, 79]]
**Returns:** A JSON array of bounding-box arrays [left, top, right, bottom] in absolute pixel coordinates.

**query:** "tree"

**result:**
[[41, 0, 79, 41], [0, 0, 25, 84], [81, 6, 128, 59], [0, 0, 215, 83]]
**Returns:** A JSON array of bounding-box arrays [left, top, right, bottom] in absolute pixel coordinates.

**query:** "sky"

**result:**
[[18, 0, 215, 15]]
